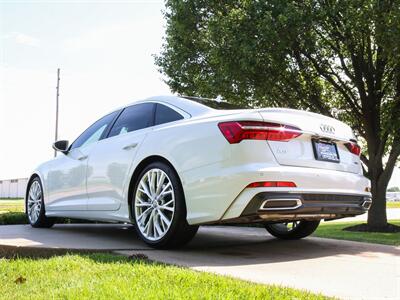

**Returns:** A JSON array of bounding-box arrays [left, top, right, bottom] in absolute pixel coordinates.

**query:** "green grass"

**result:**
[[0, 254, 330, 300], [0, 198, 24, 214], [0, 199, 26, 224], [314, 220, 400, 246], [387, 202, 400, 208], [0, 212, 28, 225]]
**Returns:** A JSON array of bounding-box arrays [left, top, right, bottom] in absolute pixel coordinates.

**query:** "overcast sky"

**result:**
[[0, 0, 399, 188]]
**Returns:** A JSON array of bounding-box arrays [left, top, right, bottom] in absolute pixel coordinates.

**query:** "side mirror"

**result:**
[[52, 140, 69, 154]]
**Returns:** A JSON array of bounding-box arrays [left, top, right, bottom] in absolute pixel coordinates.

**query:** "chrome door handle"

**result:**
[[123, 143, 138, 150], [77, 155, 88, 161]]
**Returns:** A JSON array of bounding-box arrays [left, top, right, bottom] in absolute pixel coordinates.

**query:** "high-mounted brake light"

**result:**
[[247, 181, 297, 188], [218, 121, 301, 144], [345, 142, 361, 156]]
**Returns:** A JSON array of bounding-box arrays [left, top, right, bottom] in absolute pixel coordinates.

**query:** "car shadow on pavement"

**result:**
[[140, 225, 399, 268], [1, 224, 398, 266]]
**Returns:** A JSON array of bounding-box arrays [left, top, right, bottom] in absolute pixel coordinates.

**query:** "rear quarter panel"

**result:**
[[128, 111, 265, 224]]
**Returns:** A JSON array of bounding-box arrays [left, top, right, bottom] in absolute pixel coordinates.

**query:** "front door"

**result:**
[[46, 110, 119, 211]]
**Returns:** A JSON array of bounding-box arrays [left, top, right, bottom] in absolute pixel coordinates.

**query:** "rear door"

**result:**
[[257, 108, 362, 174], [86, 103, 155, 211]]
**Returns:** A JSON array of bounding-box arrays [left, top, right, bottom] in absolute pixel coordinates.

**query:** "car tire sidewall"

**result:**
[[265, 220, 320, 239], [132, 162, 187, 247]]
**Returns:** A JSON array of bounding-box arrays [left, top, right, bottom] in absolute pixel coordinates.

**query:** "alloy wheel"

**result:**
[[27, 181, 42, 224], [134, 168, 175, 241]]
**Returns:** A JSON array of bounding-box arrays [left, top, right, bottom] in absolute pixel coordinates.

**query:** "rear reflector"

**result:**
[[247, 181, 297, 188], [345, 142, 361, 156], [218, 121, 301, 144]]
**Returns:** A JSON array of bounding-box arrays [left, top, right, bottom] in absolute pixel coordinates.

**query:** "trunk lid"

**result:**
[[256, 108, 362, 174]]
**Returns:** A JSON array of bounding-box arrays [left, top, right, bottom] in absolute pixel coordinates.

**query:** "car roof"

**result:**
[[111, 95, 214, 117], [109, 95, 249, 118]]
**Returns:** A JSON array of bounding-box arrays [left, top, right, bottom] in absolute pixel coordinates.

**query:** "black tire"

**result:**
[[132, 161, 198, 249], [26, 177, 55, 228], [264, 220, 320, 240]]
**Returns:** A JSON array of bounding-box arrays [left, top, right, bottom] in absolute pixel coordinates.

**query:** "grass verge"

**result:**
[[314, 220, 400, 246], [0, 199, 27, 225], [386, 202, 400, 209], [0, 212, 28, 225], [0, 199, 24, 214], [0, 253, 330, 300]]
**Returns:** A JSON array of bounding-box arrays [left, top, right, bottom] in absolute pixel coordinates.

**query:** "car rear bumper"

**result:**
[[216, 191, 371, 224], [183, 162, 371, 225], [220, 192, 371, 223]]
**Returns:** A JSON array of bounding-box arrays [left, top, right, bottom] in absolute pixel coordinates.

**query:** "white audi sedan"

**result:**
[[26, 96, 371, 248]]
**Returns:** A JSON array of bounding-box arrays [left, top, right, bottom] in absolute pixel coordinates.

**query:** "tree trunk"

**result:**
[[367, 173, 388, 228]]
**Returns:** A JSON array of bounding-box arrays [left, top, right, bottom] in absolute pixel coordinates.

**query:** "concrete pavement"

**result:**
[[0, 224, 150, 253], [0, 224, 399, 300]]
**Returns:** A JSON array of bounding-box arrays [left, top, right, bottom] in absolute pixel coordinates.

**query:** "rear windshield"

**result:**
[[182, 96, 246, 110]]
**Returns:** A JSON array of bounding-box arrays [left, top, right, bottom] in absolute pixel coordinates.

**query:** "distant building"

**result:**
[[387, 192, 400, 202], [0, 178, 28, 198]]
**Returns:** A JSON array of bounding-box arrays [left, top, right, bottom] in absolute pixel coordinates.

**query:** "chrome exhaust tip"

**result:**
[[361, 199, 372, 210], [260, 198, 302, 211]]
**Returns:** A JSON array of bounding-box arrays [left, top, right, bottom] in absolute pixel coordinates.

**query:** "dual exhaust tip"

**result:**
[[260, 198, 302, 211], [361, 199, 372, 210], [260, 197, 373, 211]]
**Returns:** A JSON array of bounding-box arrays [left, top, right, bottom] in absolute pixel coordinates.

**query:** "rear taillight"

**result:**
[[218, 121, 301, 144], [247, 181, 297, 188], [345, 142, 361, 156]]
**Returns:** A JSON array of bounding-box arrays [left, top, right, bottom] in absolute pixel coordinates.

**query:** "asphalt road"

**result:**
[[0, 224, 398, 299]]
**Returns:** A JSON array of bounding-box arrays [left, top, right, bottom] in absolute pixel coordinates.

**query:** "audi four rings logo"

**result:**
[[320, 124, 335, 134]]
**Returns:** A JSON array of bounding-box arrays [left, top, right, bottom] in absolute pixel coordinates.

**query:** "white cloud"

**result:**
[[2, 32, 40, 47]]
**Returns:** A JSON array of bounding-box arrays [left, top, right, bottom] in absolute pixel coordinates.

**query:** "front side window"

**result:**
[[108, 103, 155, 138], [155, 104, 184, 125], [70, 111, 118, 150]]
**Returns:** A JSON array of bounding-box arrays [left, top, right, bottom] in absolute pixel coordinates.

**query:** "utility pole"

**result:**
[[54, 68, 60, 157]]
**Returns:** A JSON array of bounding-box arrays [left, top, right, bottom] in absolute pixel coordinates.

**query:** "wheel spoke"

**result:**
[[139, 181, 152, 199], [157, 209, 171, 228], [35, 207, 40, 218], [136, 202, 151, 207], [137, 207, 152, 224], [29, 207, 35, 221], [148, 171, 156, 196], [158, 182, 172, 199], [154, 212, 164, 237], [158, 190, 172, 200], [159, 204, 174, 212], [136, 196, 151, 207], [144, 211, 155, 237], [155, 172, 165, 195]]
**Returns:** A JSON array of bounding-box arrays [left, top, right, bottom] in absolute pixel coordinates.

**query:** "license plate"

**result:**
[[312, 139, 340, 163]]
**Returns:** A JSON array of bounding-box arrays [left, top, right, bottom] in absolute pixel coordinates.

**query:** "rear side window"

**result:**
[[108, 103, 155, 137], [155, 104, 184, 125]]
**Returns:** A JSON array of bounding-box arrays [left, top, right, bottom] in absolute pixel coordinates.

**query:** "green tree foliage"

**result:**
[[388, 186, 400, 192], [156, 0, 400, 229]]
